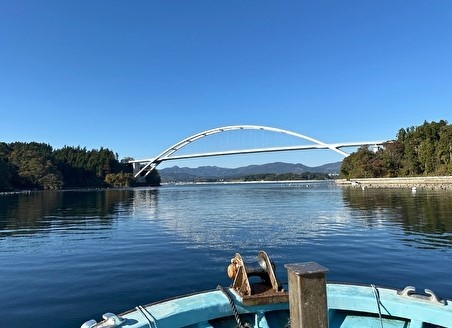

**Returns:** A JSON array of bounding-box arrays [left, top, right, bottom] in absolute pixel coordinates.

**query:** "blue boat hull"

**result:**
[[82, 283, 452, 328]]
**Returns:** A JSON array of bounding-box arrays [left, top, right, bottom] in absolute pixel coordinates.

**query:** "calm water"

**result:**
[[1, 182, 451, 328]]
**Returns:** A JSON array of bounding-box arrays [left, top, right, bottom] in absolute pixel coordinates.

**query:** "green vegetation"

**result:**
[[185, 172, 331, 183], [242, 172, 331, 181], [0, 143, 160, 191], [340, 120, 452, 179]]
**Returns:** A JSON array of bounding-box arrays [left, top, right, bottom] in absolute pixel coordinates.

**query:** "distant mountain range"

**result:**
[[159, 161, 342, 182]]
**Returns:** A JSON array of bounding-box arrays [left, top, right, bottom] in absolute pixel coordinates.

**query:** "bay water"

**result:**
[[0, 182, 451, 327]]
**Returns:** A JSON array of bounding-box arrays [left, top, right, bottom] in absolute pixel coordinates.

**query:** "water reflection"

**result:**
[[342, 188, 452, 249], [131, 188, 159, 216], [129, 184, 369, 256], [1, 185, 451, 252], [0, 189, 135, 238], [128, 184, 452, 253]]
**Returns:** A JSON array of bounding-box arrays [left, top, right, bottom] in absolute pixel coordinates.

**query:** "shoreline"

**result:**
[[335, 176, 452, 190], [161, 179, 331, 186]]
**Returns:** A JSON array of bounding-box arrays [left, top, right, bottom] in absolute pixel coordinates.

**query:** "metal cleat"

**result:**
[[80, 319, 97, 328], [102, 313, 125, 327], [397, 286, 446, 306]]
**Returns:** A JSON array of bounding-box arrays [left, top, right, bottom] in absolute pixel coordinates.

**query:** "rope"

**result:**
[[284, 318, 291, 328], [371, 284, 384, 328], [217, 286, 252, 328], [136, 305, 157, 328]]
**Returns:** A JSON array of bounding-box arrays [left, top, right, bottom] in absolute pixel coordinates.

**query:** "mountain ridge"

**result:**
[[159, 161, 341, 182]]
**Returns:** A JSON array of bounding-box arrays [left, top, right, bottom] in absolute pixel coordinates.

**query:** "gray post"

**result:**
[[284, 262, 329, 328]]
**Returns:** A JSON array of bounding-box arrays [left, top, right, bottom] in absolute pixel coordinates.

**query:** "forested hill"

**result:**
[[0, 143, 160, 191], [340, 120, 452, 179], [159, 162, 341, 183]]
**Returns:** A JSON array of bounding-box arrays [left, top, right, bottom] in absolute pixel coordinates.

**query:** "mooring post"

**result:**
[[284, 262, 329, 328]]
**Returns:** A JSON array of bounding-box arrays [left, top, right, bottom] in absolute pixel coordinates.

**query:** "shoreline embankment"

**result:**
[[335, 176, 452, 190]]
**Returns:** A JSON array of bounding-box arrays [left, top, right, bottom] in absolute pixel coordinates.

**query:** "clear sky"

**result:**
[[1, 1, 451, 168]]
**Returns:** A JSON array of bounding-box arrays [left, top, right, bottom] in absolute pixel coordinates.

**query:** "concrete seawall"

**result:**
[[335, 176, 452, 190]]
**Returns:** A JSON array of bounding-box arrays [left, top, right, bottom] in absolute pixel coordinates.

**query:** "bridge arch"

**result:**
[[131, 125, 361, 178]]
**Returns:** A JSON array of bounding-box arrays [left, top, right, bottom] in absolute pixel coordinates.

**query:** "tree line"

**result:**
[[340, 120, 452, 179], [242, 172, 331, 182], [182, 172, 332, 183], [0, 142, 160, 191]]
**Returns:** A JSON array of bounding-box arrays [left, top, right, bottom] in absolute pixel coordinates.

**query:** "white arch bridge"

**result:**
[[130, 125, 387, 178]]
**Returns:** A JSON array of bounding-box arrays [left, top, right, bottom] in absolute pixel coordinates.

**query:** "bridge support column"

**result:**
[[132, 163, 141, 177]]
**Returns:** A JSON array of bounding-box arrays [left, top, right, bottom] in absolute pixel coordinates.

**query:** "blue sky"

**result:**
[[1, 1, 451, 168]]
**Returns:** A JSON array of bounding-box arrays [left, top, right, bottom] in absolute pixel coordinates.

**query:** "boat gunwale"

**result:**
[[86, 282, 452, 328]]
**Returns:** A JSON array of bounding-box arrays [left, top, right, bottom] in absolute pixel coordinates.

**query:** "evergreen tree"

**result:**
[[0, 158, 12, 191]]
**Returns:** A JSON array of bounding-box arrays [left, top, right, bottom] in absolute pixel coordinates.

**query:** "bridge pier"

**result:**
[[132, 163, 141, 177], [372, 144, 381, 153]]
